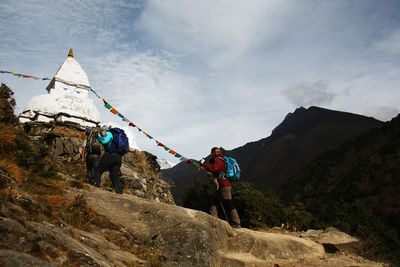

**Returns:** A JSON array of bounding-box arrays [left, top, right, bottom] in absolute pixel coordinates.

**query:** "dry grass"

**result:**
[[132, 150, 156, 176], [0, 126, 17, 153], [0, 158, 27, 184], [58, 194, 117, 231], [127, 247, 166, 267]]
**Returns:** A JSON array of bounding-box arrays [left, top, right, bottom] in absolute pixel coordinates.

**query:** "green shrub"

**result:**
[[182, 180, 311, 229]]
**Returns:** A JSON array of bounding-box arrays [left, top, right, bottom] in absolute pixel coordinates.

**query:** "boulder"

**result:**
[[67, 188, 326, 266], [303, 227, 361, 254]]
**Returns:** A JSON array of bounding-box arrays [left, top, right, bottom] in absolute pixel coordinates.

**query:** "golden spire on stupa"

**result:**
[[68, 48, 74, 58]]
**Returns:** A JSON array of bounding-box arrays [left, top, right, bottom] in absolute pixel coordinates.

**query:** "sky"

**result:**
[[0, 0, 399, 162]]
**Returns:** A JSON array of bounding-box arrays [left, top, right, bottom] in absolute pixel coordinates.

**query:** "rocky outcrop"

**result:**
[[66, 187, 325, 266], [0, 165, 385, 267], [65, 187, 385, 267], [0, 168, 150, 266], [21, 121, 174, 204]]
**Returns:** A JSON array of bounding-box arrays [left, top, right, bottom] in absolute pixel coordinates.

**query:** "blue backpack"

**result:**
[[219, 157, 241, 182], [109, 128, 129, 155]]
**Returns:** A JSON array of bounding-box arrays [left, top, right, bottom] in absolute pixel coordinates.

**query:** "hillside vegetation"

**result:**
[[283, 114, 400, 264]]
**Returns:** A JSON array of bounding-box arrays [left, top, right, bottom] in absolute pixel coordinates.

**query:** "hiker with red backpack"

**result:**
[[93, 125, 129, 194], [200, 147, 241, 228]]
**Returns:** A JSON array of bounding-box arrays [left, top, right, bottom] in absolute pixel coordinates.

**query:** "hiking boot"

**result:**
[[232, 224, 241, 229]]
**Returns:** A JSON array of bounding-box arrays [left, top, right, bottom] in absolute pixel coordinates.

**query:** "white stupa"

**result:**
[[19, 49, 100, 127]]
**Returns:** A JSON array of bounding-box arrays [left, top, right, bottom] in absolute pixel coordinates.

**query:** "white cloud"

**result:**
[[364, 106, 399, 121], [283, 81, 337, 107], [375, 30, 400, 55], [136, 0, 288, 68]]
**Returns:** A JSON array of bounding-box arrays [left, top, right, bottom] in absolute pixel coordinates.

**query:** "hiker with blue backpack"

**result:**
[[93, 125, 129, 194], [200, 147, 241, 228]]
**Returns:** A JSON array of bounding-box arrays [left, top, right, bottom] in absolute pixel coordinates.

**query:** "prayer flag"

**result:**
[[192, 162, 200, 167], [164, 146, 170, 151], [175, 153, 182, 158], [117, 113, 124, 119], [110, 108, 119, 115], [187, 160, 194, 164], [157, 142, 165, 147], [129, 122, 136, 127], [169, 150, 176, 155], [122, 118, 130, 122]]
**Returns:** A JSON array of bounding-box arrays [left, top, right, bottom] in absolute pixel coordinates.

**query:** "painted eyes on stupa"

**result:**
[[63, 87, 81, 94]]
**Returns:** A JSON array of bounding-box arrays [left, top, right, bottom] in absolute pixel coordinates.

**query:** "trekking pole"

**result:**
[[219, 201, 229, 223]]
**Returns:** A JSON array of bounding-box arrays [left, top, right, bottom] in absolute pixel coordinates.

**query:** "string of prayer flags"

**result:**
[[0, 69, 51, 80], [95, 91, 199, 167]]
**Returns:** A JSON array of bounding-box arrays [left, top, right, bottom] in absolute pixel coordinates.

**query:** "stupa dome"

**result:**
[[19, 49, 100, 127]]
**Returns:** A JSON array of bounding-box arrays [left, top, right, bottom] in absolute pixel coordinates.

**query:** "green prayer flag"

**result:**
[[164, 146, 170, 151], [105, 103, 112, 109]]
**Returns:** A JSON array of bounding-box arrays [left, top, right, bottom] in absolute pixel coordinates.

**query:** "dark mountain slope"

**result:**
[[163, 106, 383, 202], [281, 114, 400, 262]]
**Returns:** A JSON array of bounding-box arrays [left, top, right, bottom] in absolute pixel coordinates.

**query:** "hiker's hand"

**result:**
[[212, 178, 219, 190], [200, 158, 205, 165]]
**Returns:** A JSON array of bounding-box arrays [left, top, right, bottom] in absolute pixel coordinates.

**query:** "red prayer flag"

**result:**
[[187, 160, 194, 164], [129, 122, 136, 127], [157, 142, 165, 147]]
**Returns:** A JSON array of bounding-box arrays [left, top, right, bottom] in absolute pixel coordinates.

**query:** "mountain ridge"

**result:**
[[163, 106, 383, 202]]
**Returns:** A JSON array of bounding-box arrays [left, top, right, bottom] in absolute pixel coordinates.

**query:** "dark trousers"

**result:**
[[210, 186, 241, 226], [94, 153, 123, 194], [86, 155, 100, 185]]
